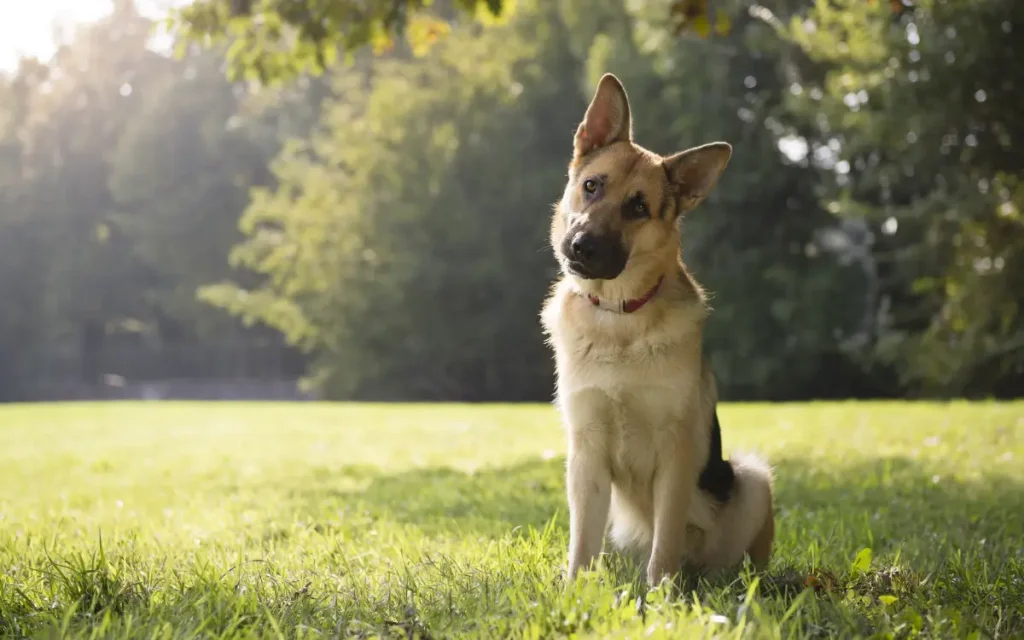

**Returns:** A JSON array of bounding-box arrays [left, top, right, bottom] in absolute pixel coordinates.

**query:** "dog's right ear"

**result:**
[[574, 73, 632, 159]]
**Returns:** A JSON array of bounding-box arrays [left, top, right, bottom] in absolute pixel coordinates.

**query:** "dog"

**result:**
[[540, 73, 775, 588]]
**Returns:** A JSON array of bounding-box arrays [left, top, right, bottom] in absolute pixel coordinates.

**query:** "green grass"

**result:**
[[1, 401, 1022, 639]]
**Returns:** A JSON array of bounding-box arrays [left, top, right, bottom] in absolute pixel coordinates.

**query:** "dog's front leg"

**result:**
[[566, 448, 611, 580], [647, 447, 696, 588]]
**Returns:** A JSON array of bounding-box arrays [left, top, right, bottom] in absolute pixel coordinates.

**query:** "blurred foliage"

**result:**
[[167, 0, 805, 84], [0, 0, 1020, 401], [786, 0, 1024, 396], [200, 0, 580, 400], [168, 0, 510, 83], [0, 2, 300, 398]]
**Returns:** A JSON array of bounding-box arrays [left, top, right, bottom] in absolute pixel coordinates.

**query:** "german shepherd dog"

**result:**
[[540, 73, 775, 588]]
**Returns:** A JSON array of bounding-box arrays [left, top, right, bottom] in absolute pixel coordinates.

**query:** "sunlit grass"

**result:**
[[1, 401, 1022, 638]]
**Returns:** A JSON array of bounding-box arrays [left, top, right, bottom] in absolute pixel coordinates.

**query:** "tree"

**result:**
[[0, 1, 306, 398], [13, 1, 172, 384], [0, 60, 51, 399], [788, 0, 1024, 396], [108, 48, 273, 341], [169, 0, 765, 84], [200, 0, 590, 400]]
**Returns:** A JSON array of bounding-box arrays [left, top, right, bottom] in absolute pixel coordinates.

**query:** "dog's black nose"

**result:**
[[570, 232, 597, 262]]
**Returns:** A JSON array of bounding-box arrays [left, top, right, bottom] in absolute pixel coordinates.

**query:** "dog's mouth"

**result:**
[[564, 258, 626, 281], [566, 260, 596, 279]]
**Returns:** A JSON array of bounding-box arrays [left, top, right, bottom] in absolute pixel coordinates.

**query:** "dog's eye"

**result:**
[[623, 194, 650, 220], [583, 179, 599, 194]]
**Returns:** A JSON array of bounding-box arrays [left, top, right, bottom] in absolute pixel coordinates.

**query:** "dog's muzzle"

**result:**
[[562, 231, 628, 280]]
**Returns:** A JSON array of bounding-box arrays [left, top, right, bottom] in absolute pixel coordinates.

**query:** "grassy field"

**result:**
[[1, 401, 1022, 639]]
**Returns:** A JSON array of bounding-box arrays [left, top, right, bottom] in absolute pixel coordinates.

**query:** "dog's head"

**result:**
[[551, 73, 732, 282]]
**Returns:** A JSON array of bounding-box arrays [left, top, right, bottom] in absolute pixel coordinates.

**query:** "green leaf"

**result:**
[[713, 11, 731, 36], [899, 607, 924, 632], [851, 547, 872, 574], [692, 13, 711, 38]]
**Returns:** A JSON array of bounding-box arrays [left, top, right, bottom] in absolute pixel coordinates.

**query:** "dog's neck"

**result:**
[[568, 252, 704, 313], [583, 275, 665, 314]]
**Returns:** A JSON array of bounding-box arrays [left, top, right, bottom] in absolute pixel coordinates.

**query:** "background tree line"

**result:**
[[0, 0, 1020, 402]]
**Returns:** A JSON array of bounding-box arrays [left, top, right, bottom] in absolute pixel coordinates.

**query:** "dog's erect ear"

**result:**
[[664, 142, 732, 212], [574, 74, 632, 157]]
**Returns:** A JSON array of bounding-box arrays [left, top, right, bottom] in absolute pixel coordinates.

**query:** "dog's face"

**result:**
[[552, 74, 733, 281]]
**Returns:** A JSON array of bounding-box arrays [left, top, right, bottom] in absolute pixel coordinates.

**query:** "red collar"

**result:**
[[584, 276, 665, 313]]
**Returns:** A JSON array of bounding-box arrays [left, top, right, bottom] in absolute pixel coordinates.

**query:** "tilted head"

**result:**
[[551, 73, 732, 284]]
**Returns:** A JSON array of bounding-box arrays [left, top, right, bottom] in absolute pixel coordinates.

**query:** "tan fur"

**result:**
[[539, 73, 776, 588]]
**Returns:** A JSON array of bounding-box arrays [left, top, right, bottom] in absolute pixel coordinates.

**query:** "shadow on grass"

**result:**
[[290, 454, 1024, 568], [304, 454, 1024, 633], [288, 458, 569, 538]]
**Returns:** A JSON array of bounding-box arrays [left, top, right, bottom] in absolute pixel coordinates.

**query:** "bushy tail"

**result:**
[[701, 451, 775, 571]]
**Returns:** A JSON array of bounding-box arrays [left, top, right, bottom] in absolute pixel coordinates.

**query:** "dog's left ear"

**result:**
[[664, 142, 732, 212]]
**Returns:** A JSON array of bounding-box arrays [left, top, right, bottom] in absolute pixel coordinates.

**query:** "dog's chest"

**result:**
[[558, 333, 696, 459], [606, 386, 681, 485], [545, 287, 705, 465]]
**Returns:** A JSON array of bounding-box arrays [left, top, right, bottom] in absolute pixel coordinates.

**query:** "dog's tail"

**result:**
[[702, 451, 776, 571]]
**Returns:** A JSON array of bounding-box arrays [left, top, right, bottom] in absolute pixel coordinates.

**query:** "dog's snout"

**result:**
[[570, 232, 598, 262], [561, 229, 628, 280]]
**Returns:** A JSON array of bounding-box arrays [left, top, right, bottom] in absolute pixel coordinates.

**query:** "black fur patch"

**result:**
[[621, 193, 650, 220], [698, 407, 735, 503]]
